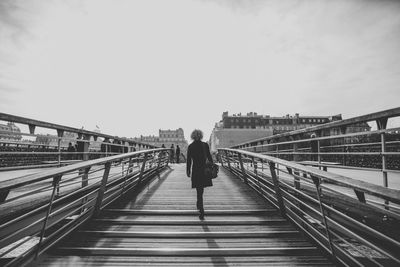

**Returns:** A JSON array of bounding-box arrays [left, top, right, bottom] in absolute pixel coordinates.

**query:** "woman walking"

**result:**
[[186, 129, 213, 219]]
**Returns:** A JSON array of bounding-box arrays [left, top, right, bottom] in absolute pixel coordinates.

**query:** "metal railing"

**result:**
[[0, 112, 158, 171], [0, 148, 170, 266], [230, 107, 400, 188], [218, 148, 400, 266]]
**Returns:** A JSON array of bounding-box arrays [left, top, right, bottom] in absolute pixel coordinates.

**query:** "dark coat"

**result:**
[[186, 140, 213, 188]]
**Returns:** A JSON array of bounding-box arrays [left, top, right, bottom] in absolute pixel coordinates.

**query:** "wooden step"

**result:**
[[35, 255, 336, 266], [33, 164, 334, 266], [53, 246, 321, 256], [91, 218, 286, 225], [101, 209, 276, 215], [85, 224, 297, 232], [76, 230, 300, 238]]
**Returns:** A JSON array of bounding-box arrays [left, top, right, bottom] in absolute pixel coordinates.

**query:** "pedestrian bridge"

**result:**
[[0, 109, 400, 266]]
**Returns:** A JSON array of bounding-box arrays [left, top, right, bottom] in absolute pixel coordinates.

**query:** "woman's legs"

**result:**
[[196, 187, 204, 219]]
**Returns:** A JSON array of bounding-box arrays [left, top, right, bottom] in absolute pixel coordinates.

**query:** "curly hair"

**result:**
[[190, 129, 203, 141]]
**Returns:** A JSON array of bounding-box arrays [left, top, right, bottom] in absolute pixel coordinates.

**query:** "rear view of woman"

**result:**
[[186, 129, 213, 220]]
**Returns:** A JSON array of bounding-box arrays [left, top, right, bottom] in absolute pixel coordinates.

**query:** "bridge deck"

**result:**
[[32, 165, 335, 266]]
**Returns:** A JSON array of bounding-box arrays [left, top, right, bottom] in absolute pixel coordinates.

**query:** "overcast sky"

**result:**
[[1, 0, 399, 141]]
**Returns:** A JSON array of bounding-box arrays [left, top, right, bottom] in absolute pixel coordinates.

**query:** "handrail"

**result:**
[[0, 148, 170, 266], [228, 108, 400, 191], [0, 112, 156, 148], [218, 148, 400, 266], [0, 112, 159, 171], [0, 149, 164, 191], [222, 149, 400, 204]]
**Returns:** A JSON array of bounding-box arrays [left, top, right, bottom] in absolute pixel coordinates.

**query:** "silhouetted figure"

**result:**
[[186, 129, 213, 220], [76, 138, 85, 160], [67, 142, 76, 160], [175, 145, 181, 164], [170, 144, 175, 163], [111, 139, 121, 154]]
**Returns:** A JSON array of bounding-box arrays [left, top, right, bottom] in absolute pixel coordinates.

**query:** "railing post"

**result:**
[[94, 162, 111, 216], [35, 175, 62, 259], [80, 167, 91, 188], [138, 153, 148, 184], [121, 157, 133, 194], [376, 118, 388, 187], [340, 126, 347, 166], [225, 151, 231, 170], [83, 134, 91, 161], [128, 156, 134, 174], [317, 139, 322, 169], [268, 162, 285, 217], [311, 175, 335, 256], [377, 118, 389, 209], [275, 144, 279, 175], [292, 137, 298, 162], [252, 157, 260, 188], [286, 167, 300, 190], [157, 151, 163, 175], [56, 130, 63, 167], [238, 153, 247, 184]]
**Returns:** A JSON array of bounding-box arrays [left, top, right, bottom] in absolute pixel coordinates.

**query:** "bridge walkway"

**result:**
[[32, 164, 335, 266]]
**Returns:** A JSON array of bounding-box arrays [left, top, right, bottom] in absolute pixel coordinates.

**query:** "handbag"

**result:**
[[202, 142, 219, 179]]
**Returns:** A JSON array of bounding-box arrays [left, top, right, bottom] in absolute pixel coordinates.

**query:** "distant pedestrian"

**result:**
[[170, 144, 175, 163], [159, 144, 166, 160], [175, 145, 181, 164], [76, 138, 85, 160], [186, 129, 213, 220], [67, 142, 75, 160], [111, 139, 121, 154]]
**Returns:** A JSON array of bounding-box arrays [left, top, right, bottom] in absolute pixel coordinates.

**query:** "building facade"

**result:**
[[210, 111, 370, 152], [0, 122, 22, 141], [220, 111, 343, 134], [134, 128, 188, 155]]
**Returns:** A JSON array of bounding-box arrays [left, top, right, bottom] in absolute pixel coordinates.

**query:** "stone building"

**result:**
[[0, 122, 22, 141], [209, 111, 370, 152], [134, 128, 188, 155]]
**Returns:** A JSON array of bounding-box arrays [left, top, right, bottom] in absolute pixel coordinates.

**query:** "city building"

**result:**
[[210, 111, 370, 152], [35, 131, 79, 148], [220, 111, 342, 133], [0, 122, 22, 141], [134, 128, 188, 154]]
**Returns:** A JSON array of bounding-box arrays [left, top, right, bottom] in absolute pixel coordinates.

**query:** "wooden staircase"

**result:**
[[32, 165, 335, 266]]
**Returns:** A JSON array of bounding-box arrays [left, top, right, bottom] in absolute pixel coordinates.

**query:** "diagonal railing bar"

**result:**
[[0, 148, 170, 267], [219, 148, 400, 266]]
